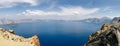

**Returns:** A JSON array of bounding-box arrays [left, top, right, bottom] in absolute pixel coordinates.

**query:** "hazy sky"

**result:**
[[0, 0, 120, 20]]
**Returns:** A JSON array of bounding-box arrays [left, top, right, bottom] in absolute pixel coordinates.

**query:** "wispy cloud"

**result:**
[[12, 6, 99, 20], [0, 0, 39, 8], [21, 6, 99, 16]]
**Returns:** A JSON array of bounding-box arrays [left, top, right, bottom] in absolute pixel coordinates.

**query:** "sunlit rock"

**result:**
[[0, 28, 40, 46]]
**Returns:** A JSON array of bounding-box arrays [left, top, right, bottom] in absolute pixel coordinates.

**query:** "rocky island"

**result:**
[[85, 21, 120, 46], [0, 28, 40, 46]]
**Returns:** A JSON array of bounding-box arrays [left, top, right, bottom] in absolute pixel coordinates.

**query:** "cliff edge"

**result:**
[[85, 21, 120, 46], [0, 28, 40, 46]]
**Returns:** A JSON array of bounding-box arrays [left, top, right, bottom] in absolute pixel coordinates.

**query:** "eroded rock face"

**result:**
[[0, 28, 40, 46], [85, 22, 120, 46]]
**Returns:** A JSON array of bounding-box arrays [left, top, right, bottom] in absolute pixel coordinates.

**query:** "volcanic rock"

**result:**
[[0, 28, 40, 46], [85, 21, 120, 46]]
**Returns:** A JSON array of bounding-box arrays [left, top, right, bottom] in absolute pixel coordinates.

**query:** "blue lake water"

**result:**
[[0, 21, 103, 46]]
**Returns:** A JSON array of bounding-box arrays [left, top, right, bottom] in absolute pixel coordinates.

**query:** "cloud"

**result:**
[[0, 0, 39, 8], [103, 6, 111, 11], [6, 6, 100, 20], [21, 6, 99, 15]]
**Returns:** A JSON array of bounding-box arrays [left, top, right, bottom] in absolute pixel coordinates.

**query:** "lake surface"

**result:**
[[0, 21, 103, 46]]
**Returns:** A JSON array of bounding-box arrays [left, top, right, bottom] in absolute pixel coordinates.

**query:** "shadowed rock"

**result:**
[[85, 21, 120, 46]]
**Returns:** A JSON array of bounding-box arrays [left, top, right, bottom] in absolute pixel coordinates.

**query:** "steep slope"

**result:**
[[0, 28, 40, 46], [85, 21, 120, 46]]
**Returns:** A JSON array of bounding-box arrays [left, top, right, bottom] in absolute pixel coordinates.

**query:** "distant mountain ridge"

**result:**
[[0, 17, 120, 24], [80, 17, 112, 24], [112, 17, 120, 23], [80, 17, 120, 24]]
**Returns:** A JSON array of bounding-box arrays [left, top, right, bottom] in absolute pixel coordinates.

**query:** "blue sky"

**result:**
[[0, 0, 120, 20]]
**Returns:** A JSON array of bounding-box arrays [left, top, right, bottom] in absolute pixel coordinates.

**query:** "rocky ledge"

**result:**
[[85, 21, 120, 46], [0, 28, 40, 46]]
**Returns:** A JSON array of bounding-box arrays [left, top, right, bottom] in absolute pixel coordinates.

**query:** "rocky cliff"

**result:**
[[85, 21, 120, 46], [0, 28, 40, 46]]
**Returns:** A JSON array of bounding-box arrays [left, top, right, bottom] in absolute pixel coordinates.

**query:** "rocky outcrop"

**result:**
[[85, 21, 120, 46], [0, 28, 40, 46]]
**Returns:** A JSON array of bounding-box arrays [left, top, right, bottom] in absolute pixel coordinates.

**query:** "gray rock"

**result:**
[[85, 22, 120, 46]]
